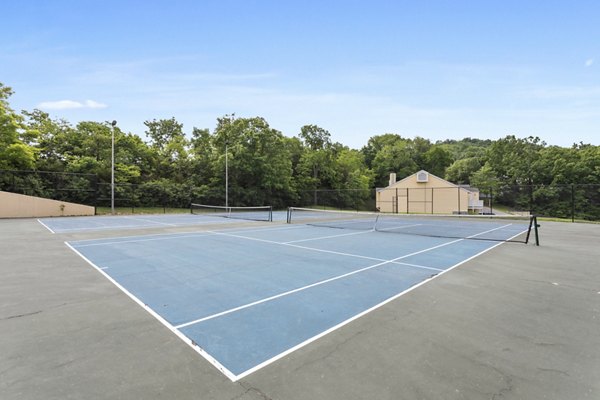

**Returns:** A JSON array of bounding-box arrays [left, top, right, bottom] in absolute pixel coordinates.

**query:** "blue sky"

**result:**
[[2, 0, 599, 148]]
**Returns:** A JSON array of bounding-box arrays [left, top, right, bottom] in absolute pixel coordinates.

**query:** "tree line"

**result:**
[[1, 82, 599, 218]]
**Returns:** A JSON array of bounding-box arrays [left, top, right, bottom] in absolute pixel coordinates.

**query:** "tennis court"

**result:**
[[38, 205, 278, 233], [3, 212, 599, 400], [65, 210, 535, 380]]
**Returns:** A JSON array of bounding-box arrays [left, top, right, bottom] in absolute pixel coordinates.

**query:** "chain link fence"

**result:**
[[1, 170, 599, 221]]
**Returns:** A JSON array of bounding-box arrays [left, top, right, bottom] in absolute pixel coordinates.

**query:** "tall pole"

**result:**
[[225, 141, 228, 209], [111, 120, 117, 215]]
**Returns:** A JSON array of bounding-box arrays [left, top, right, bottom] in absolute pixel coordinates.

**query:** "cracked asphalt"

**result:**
[[1, 218, 599, 399]]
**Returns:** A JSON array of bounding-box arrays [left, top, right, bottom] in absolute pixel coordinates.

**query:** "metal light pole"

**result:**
[[110, 120, 117, 215], [225, 141, 228, 209]]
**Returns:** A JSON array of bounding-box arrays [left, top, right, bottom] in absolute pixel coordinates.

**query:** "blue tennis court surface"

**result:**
[[66, 221, 528, 381], [39, 211, 288, 233]]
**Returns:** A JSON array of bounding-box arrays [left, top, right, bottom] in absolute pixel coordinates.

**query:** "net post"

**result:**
[[525, 215, 540, 246], [286, 207, 292, 224], [269, 206, 273, 222]]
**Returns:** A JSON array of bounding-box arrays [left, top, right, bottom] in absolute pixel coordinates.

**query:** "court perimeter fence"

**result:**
[[1, 169, 599, 221]]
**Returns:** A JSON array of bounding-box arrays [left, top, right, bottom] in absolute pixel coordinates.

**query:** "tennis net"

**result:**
[[287, 207, 539, 244], [191, 203, 273, 222]]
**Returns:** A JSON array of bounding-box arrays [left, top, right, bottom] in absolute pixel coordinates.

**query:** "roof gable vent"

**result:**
[[416, 170, 429, 183]]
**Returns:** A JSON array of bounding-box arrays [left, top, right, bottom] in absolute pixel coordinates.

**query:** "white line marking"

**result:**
[[123, 216, 177, 226], [70, 232, 214, 247], [208, 229, 450, 269], [395, 261, 443, 272], [376, 223, 423, 232], [175, 239, 459, 329], [68, 223, 308, 246], [67, 220, 529, 382], [283, 229, 373, 243], [37, 219, 55, 234], [64, 242, 239, 382], [233, 224, 526, 380]]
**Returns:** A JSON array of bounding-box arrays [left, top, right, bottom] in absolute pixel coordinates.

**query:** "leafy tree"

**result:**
[[371, 140, 419, 187], [485, 135, 544, 185], [361, 133, 404, 168], [422, 145, 453, 177], [298, 124, 331, 151], [22, 110, 74, 171], [408, 136, 432, 169], [297, 124, 337, 204], [0, 83, 37, 169], [445, 157, 484, 184], [211, 115, 295, 207], [144, 117, 190, 182]]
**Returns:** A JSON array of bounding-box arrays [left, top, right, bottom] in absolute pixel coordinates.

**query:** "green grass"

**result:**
[[95, 206, 190, 215], [537, 216, 600, 224]]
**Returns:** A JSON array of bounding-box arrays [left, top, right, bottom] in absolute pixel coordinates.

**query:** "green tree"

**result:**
[[485, 135, 544, 185], [0, 83, 37, 169], [22, 109, 74, 171], [361, 133, 404, 168], [445, 157, 483, 184], [422, 145, 454, 177], [371, 140, 419, 187], [211, 115, 294, 207], [297, 124, 337, 204], [144, 117, 190, 182]]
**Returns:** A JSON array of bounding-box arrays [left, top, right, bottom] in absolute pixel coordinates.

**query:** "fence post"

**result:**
[[571, 184, 575, 222], [94, 175, 99, 215], [529, 184, 534, 215]]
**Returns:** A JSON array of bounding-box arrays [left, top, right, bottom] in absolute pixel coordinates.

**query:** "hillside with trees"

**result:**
[[1, 82, 599, 220]]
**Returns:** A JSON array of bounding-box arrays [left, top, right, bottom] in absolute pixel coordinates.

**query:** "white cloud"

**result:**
[[585, 59, 594, 67], [83, 99, 108, 109], [37, 99, 107, 110]]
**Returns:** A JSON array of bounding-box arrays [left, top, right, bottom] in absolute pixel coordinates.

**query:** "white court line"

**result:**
[[70, 224, 311, 248], [73, 229, 441, 273], [176, 223, 513, 330], [208, 229, 448, 270], [71, 232, 213, 247], [66, 222, 522, 382], [175, 238, 459, 329], [283, 229, 373, 243], [376, 223, 423, 232], [285, 223, 423, 243], [39, 214, 241, 233], [37, 219, 55, 234], [235, 226, 523, 381], [64, 242, 239, 382], [68, 222, 307, 246], [46, 223, 158, 233], [123, 216, 178, 227]]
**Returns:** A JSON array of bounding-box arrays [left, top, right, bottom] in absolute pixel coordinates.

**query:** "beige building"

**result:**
[[376, 170, 484, 214]]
